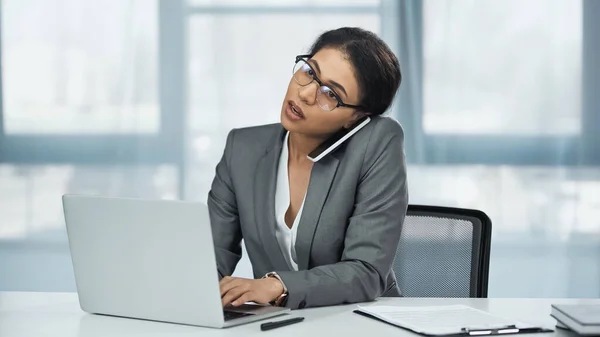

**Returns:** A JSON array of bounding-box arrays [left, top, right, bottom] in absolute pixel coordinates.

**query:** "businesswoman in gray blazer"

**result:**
[[208, 27, 408, 309]]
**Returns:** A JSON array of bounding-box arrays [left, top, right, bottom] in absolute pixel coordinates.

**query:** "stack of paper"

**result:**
[[551, 304, 600, 335]]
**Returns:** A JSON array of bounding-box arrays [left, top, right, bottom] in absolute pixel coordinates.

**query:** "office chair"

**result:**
[[392, 205, 492, 298]]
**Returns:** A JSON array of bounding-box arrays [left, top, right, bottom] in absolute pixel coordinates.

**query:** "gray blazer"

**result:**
[[207, 116, 408, 309]]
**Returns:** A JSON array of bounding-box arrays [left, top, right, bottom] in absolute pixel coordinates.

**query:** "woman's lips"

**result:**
[[286, 100, 305, 120]]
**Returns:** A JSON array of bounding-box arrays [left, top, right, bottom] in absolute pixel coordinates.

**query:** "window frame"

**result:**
[[396, 0, 600, 166], [6, 2, 595, 169], [0, 0, 186, 166]]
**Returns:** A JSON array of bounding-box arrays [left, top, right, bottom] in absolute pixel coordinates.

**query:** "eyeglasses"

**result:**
[[293, 55, 364, 112]]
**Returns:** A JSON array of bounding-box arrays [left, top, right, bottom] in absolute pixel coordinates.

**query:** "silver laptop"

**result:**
[[62, 194, 289, 328]]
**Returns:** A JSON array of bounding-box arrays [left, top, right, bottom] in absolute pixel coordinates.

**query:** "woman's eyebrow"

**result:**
[[309, 59, 348, 98], [328, 79, 348, 98]]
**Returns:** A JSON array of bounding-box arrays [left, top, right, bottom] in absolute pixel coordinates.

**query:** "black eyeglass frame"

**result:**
[[294, 54, 365, 111]]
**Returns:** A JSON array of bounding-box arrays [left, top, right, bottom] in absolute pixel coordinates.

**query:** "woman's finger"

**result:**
[[221, 282, 250, 307], [219, 277, 243, 297], [232, 291, 255, 306]]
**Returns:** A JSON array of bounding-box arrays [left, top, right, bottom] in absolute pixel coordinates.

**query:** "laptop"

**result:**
[[62, 194, 290, 328]]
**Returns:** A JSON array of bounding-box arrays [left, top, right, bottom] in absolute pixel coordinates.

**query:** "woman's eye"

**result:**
[[301, 64, 314, 77], [322, 87, 336, 99]]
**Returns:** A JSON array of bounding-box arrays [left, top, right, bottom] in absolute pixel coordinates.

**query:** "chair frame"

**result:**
[[405, 204, 492, 298]]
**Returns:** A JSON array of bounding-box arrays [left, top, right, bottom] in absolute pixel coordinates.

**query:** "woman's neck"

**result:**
[[287, 132, 325, 164]]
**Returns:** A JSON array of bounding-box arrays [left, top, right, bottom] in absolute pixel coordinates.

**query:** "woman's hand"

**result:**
[[219, 276, 284, 307]]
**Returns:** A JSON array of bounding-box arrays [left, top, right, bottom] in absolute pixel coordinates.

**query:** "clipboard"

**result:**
[[353, 305, 554, 336]]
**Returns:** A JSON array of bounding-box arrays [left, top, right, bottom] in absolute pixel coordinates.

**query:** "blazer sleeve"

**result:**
[[207, 129, 243, 278], [276, 125, 408, 309]]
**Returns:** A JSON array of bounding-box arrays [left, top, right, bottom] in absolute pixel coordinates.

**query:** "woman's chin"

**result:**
[[280, 112, 299, 131], [280, 119, 294, 132]]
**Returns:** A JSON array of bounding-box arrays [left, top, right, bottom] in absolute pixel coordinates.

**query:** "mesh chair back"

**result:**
[[392, 205, 491, 298]]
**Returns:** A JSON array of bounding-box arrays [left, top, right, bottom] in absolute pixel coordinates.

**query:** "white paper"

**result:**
[[356, 304, 530, 335]]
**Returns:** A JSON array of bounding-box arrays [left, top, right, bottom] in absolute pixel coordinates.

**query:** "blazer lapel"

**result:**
[[295, 154, 340, 270], [253, 126, 291, 272]]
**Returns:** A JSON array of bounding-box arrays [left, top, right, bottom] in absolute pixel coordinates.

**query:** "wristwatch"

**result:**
[[263, 272, 288, 307]]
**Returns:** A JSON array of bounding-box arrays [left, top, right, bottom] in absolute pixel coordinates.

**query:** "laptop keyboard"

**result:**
[[223, 310, 254, 321]]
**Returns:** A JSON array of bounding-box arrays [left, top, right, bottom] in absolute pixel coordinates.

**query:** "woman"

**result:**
[[208, 27, 408, 309]]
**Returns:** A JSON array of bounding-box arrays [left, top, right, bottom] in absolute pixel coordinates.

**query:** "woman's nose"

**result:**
[[298, 82, 318, 106]]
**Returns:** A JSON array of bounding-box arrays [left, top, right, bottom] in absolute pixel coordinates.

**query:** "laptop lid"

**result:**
[[63, 195, 225, 327]]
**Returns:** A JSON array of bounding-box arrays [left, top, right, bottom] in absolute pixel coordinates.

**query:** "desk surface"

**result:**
[[1, 292, 598, 337]]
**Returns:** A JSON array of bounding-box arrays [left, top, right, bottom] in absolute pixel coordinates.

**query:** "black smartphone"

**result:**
[[307, 116, 371, 162]]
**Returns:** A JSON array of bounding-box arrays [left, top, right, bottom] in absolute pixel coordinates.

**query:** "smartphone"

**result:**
[[307, 116, 371, 162]]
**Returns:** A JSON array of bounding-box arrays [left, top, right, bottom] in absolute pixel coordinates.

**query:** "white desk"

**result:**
[[1, 292, 598, 337]]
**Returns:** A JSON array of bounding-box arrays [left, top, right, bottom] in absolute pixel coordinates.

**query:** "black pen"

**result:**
[[260, 317, 305, 331]]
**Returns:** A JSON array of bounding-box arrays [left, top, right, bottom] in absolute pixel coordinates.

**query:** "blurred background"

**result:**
[[1, 0, 599, 297]]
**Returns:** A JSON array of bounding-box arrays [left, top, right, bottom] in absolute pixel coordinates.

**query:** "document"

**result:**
[[354, 304, 537, 336]]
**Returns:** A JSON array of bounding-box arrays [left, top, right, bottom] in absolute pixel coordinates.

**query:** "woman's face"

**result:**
[[280, 47, 363, 138]]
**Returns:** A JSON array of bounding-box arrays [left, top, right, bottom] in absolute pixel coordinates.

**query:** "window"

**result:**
[[0, 0, 178, 164], [399, 0, 599, 165], [2, 0, 158, 135], [0, 0, 182, 240], [423, 0, 581, 136], [2, 0, 597, 298], [398, 0, 600, 298]]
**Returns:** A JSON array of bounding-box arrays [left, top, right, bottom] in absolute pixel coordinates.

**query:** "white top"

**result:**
[[274, 131, 306, 271], [1, 291, 593, 336]]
